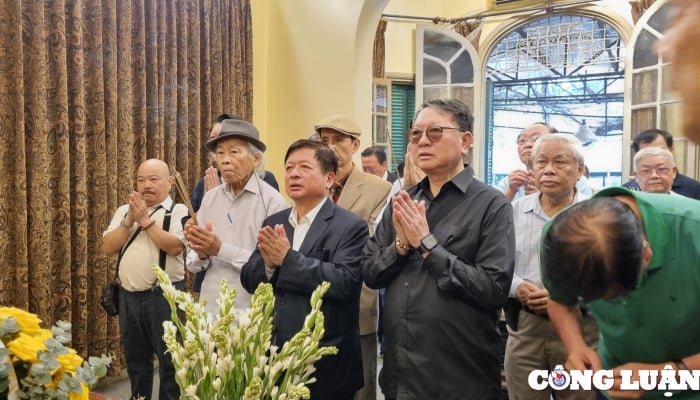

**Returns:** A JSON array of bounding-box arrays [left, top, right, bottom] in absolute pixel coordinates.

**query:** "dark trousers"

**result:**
[[119, 281, 183, 400]]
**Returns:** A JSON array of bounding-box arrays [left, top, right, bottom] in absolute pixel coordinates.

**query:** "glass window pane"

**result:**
[[452, 87, 474, 110], [374, 115, 388, 144], [423, 86, 448, 102], [631, 70, 657, 105], [660, 64, 676, 102], [631, 107, 656, 137], [451, 51, 474, 84], [647, 3, 672, 33], [424, 59, 447, 85], [633, 30, 660, 69], [659, 102, 681, 135], [424, 30, 461, 63], [374, 85, 387, 113]]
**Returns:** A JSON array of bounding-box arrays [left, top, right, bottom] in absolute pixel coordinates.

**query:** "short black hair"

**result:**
[[541, 197, 645, 302], [284, 139, 338, 174], [397, 161, 405, 179], [414, 99, 474, 133], [632, 129, 674, 152], [361, 146, 388, 164]]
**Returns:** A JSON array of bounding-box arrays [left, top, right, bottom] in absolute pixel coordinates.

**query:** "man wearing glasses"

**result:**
[[362, 99, 515, 399], [496, 122, 592, 201], [633, 147, 678, 195]]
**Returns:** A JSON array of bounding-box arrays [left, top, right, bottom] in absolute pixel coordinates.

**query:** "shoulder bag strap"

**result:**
[[158, 201, 177, 270]]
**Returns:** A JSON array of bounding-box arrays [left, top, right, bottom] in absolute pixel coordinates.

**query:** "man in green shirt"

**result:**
[[541, 187, 700, 399]]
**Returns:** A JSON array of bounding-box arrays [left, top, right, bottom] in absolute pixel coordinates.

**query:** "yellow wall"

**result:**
[[250, 0, 644, 183], [250, 0, 388, 183]]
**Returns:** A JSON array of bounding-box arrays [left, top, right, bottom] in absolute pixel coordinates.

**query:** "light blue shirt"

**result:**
[[509, 190, 588, 297]]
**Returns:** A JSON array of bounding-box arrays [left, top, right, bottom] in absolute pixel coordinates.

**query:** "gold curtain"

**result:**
[[630, 0, 657, 24], [454, 19, 483, 51], [372, 19, 388, 78], [0, 0, 252, 375]]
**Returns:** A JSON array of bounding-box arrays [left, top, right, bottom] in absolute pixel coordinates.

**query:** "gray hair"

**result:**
[[245, 142, 266, 178], [633, 147, 675, 170], [532, 133, 586, 165]]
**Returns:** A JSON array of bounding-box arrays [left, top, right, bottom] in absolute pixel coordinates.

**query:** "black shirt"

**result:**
[[362, 167, 515, 400]]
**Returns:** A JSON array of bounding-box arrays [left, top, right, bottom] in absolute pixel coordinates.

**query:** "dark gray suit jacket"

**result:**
[[241, 198, 368, 399]]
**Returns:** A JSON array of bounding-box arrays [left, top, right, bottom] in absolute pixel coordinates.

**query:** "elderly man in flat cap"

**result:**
[[315, 114, 391, 400], [184, 119, 287, 316]]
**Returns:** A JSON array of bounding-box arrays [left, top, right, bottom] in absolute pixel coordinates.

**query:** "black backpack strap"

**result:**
[[158, 201, 177, 269]]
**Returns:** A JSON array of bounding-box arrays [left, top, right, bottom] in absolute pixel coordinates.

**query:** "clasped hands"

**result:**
[[184, 219, 222, 259], [126, 191, 151, 227], [392, 190, 430, 255], [256, 225, 290, 269], [508, 169, 537, 195]]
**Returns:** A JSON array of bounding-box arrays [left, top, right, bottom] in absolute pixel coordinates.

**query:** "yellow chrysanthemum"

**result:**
[[0, 307, 43, 335], [6, 331, 50, 363], [56, 348, 84, 374], [68, 383, 89, 400]]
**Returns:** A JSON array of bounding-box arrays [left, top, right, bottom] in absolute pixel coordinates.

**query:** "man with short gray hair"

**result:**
[[184, 119, 287, 316], [504, 134, 598, 400], [633, 147, 677, 194]]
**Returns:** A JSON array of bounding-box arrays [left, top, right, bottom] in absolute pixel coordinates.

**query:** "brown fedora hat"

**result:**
[[205, 119, 267, 152]]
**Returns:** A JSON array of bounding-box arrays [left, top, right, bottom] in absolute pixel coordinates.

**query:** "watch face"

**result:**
[[422, 234, 438, 250]]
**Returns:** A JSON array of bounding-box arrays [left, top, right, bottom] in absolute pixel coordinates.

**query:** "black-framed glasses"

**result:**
[[407, 125, 462, 144]]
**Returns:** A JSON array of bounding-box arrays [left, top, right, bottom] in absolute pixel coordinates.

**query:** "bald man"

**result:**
[[103, 159, 189, 400]]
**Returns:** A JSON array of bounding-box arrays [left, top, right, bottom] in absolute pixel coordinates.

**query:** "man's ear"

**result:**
[[351, 137, 361, 153], [461, 131, 474, 156], [326, 171, 336, 188]]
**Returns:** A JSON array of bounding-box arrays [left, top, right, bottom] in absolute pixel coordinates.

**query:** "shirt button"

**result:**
[[404, 282, 409, 287]]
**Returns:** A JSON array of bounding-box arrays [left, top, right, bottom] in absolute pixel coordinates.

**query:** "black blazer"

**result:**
[[241, 198, 368, 399]]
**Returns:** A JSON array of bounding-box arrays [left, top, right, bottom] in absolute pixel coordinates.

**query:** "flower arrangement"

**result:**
[[152, 266, 338, 400], [0, 307, 112, 400]]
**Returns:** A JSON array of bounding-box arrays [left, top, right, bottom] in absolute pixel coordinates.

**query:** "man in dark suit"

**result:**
[[622, 128, 700, 200], [361, 146, 398, 183], [241, 139, 368, 400]]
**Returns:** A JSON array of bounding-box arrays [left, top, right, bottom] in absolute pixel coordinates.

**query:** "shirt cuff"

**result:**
[[264, 265, 276, 280]]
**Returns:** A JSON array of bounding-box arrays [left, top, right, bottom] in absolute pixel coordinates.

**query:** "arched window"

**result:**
[[628, 0, 698, 178], [485, 14, 626, 189], [417, 27, 480, 167]]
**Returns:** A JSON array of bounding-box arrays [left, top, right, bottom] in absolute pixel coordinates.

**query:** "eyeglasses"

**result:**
[[517, 136, 542, 146], [636, 167, 672, 177], [407, 125, 462, 144]]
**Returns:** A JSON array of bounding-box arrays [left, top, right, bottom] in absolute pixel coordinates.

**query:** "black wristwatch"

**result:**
[[417, 233, 438, 254]]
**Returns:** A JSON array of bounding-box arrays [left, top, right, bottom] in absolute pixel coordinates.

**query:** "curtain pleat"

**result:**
[[0, 0, 252, 375]]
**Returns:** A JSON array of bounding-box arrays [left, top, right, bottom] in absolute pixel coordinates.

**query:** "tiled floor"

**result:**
[[94, 347, 385, 399]]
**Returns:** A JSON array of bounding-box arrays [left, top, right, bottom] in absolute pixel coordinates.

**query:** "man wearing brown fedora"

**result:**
[[315, 114, 391, 400], [184, 119, 287, 316]]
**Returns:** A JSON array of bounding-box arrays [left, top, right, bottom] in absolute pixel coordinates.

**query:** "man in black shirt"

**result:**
[[362, 99, 515, 400]]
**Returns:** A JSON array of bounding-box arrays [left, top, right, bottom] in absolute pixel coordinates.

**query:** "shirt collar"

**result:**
[[417, 166, 474, 196], [523, 189, 588, 215], [221, 173, 260, 198], [150, 196, 173, 212], [289, 197, 327, 228]]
